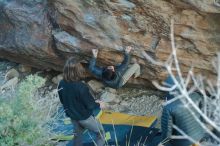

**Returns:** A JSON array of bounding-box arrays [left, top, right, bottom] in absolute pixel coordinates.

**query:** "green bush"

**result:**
[[0, 75, 55, 146]]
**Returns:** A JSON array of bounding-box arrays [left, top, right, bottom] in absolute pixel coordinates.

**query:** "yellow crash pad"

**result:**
[[64, 110, 157, 128], [98, 110, 157, 128]]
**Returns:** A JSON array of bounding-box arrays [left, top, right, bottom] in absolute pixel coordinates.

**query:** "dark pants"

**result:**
[[71, 116, 105, 146]]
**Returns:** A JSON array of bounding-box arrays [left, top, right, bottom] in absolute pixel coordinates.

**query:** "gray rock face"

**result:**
[[5, 68, 19, 81], [0, 0, 61, 70], [0, 0, 220, 87]]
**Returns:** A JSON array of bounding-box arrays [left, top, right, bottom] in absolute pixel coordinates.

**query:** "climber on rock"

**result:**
[[89, 46, 140, 89]]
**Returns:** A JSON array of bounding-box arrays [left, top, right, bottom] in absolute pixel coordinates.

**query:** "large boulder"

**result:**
[[0, 0, 220, 87], [0, 0, 62, 70]]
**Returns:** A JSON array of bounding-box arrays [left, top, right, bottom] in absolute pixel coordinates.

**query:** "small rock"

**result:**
[[46, 68, 51, 72], [105, 87, 117, 94], [0, 77, 18, 91], [116, 0, 136, 9], [114, 98, 120, 104], [103, 102, 111, 110], [45, 75, 53, 81], [36, 71, 43, 75], [52, 74, 63, 84], [49, 85, 53, 90], [120, 101, 129, 106], [125, 97, 129, 100], [110, 104, 118, 111], [118, 105, 130, 112], [87, 80, 104, 92], [51, 89, 58, 95], [5, 68, 19, 81], [100, 91, 116, 103], [18, 64, 32, 73]]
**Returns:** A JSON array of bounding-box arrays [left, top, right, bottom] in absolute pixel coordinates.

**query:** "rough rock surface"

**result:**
[[108, 88, 164, 128], [0, 0, 220, 87], [18, 64, 32, 73]]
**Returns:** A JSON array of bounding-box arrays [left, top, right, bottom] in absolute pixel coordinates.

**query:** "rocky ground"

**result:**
[[110, 88, 164, 128], [0, 60, 165, 142], [88, 80, 165, 128]]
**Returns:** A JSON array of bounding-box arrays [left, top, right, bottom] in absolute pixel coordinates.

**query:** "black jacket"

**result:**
[[58, 80, 99, 120], [89, 52, 131, 89], [161, 92, 205, 146]]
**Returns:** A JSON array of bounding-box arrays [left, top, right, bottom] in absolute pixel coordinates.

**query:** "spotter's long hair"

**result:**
[[63, 57, 86, 82]]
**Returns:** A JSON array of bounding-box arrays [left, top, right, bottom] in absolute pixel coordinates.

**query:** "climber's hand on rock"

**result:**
[[92, 49, 98, 58], [125, 46, 132, 53]]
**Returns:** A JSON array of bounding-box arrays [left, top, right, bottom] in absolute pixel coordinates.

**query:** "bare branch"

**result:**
[[142, 51, 164, 66], [141, 18, 220, 145], [172, 125, 199, 145]]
